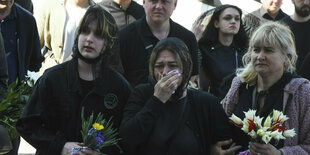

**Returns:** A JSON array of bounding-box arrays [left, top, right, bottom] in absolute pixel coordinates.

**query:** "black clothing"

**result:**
[[16, 59, 132, 155], [232, 72, 296, 152], [282, 17, 310, 71], [120, 17, 199, 86], [120, 83, 232, 154], [99, 0, 145, 30], [300, 53, 310, 80], [199, 41, 245, 98], [243, 7, 288, 37], [251, 7, 288, 22], [0, 33, 8, 101]]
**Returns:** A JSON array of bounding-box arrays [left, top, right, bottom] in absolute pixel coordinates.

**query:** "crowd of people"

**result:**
[[0, 0, 309, 154]]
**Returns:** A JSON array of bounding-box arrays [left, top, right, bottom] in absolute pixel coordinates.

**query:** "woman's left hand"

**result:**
[[249, 142, 282, 155]]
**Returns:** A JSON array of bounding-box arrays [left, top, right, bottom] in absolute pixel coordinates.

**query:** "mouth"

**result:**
[[255, 63, 267, 66], [229, 26, 236, 29], [84, 46, 94, 52]]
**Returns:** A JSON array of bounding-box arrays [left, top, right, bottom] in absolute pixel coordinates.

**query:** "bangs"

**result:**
[[78, 6, 117, 39], [250, 26, 288, 51]]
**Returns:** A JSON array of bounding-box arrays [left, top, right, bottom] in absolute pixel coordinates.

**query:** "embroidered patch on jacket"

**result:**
[[104, 93, 118, 109]]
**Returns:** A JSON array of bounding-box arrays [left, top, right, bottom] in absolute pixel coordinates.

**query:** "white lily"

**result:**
[[272, 110, 289, 123], [229, 114, 243, 127], [270, 130, 286, 140], [264, 116, 272, 128], [248, 130, 257, 139], [283, 129, 296, 138], [255, 116, 263, 129], [244, 109, 256, 120], [257, 127, 269, 137], [262, 134, 272, 144]]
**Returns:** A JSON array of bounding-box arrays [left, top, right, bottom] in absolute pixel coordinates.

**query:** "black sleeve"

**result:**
[[197, 91, 232, 143], [29, 16, 44, 72], [119, 85, 165, 152], [188, 33, 199, 76], [16, 76, 66, 155], [0, 33, 8, 101], [209, 99, 232, 143], [299, 53, 310, 80], [126, 1, 145, 20]]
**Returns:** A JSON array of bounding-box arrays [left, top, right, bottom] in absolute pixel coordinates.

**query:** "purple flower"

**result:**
[[238, 149, 250, 155], [86, 128, 105, 150]]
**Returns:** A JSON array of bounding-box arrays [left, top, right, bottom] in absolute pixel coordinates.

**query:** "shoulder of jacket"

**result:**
[[285, 78, 310, 94]]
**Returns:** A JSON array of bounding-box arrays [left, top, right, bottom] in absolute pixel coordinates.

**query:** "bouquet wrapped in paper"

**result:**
[[72, 107, 120, 155], [229, 109, 296, 155]]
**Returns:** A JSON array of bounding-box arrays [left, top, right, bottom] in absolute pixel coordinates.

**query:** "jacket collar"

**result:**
[[66, 58, 113, 97], [67, 58, 81, 93], [140, 16, 175, 39]]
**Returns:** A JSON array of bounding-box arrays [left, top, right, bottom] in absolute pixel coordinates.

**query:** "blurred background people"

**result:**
[[99, 0, 145, 30], [16, 5, 131, 155], [0, 0, 43, 153], [221, 22, 310, 154], [120, 37, 239, 154], [14, 0, 33, 13], [243, 0, 288, 37], [282, 0, 310, 72], [35, 0, 95, 73], [119, 0, 199, 87], [198, 4, 248, 99]]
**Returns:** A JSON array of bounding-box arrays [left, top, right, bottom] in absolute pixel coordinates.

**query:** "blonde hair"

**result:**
[[237, 22, 297, 85]]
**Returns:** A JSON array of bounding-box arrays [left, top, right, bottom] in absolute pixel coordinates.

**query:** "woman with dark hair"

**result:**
[[198, 4, 248, 99], [16, 5, 131, 155], [120, 37, 240, 154]]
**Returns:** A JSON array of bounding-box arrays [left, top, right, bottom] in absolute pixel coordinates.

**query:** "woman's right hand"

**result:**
[[154, 71, 180, 103]]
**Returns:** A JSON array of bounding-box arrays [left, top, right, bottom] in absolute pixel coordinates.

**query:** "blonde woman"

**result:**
[[221, 22, 310, 155]]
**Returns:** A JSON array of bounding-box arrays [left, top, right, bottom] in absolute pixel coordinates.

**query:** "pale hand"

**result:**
[[249, 142, 282, 155], [211, 139, 241, 155], [61, 142, 80, 155], [154, 72, 180, 103]]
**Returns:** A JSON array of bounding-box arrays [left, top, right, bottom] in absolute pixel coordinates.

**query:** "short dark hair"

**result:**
[[149, 37, 193, 88]]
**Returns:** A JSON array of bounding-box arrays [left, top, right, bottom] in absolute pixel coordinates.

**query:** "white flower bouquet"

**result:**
[[229, 109, 296, 144]]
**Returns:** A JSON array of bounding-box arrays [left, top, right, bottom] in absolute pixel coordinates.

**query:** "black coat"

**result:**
[[120, 83, 232, 154], [16, 59, 132, 155]]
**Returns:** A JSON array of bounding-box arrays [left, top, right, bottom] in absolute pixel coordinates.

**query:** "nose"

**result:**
[[86, 33, 94, 43], [162, 66, 171, 75], [257, 51, 265, 60], [155, 1, 163, 9]]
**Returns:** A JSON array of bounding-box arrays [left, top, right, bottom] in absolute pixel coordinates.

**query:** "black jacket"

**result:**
[[16, 58, 132, 155], [120, 17, 199, 87], [0, 33, 8, 101], [120, 83, 232, 154], [199, 41, 245, 98]]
